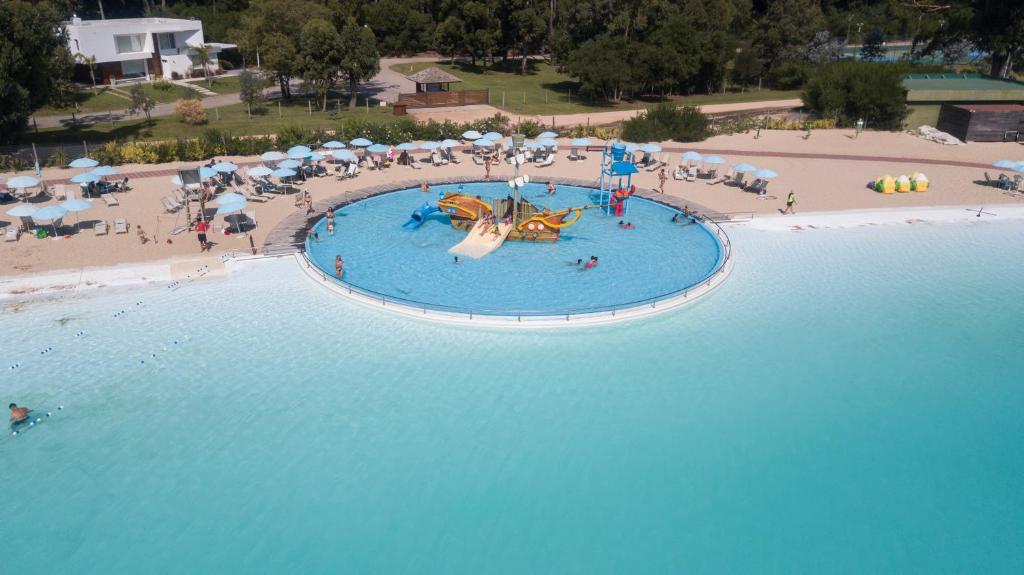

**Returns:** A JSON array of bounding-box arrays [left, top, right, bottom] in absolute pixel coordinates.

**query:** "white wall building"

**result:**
[[63, 15, 233, 84]]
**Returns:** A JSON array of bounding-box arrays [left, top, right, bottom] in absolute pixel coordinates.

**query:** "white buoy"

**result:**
[[58, 405, 63, 410]]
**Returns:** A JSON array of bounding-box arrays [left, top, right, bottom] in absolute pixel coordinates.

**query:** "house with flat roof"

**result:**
[[903, 74, 1024, 130], [63, 15, 234, 84]]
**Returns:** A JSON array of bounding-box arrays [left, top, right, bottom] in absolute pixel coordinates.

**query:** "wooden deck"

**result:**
[[396, 89, 489, 109]]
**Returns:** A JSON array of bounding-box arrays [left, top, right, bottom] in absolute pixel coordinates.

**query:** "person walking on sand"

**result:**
[[484, 155, 492, 179], [783, 190, 796, 214], [304, 191, 314, 215], [195, 217, 210, 252], [658, 169, 667, 194], [136, 225, 149, 245]]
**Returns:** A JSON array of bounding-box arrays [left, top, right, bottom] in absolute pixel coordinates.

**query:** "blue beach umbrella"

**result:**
[[271, 168, 296, 179], [1013, 162, 1024, 173], [641, 143, 662, 153], [287, 145, 312, 156], [332, 150, 357, 162], [215, 199, 247, 215], [6, 175, 40, 189], [198, 166, 218, 180], [322, 141, 345, 149], [396, 142, 418, 151], [70, 172, 100, 184], [91, 166, 119, 177], [367, 144, 389, 154], [482, 131, 503, 141], [537, 131, 558, 139], [681, 151, 704, 162], [538, 138, 557, 147], [277, 159, 301, 169], [472, 138, 494, 148], [247, 166, 273, 177], [703, 155, 725, 165], [68, 157, 99, 169], [261, 151, 286, 161], [307, 152, 326, 161], [33, 205, 67, 221], [440, 139, 460, 149], [213, 162, 238, 173], [571, 138, 591, 147], [622, 142, 641, 152], [525, 141, 545, 149], [6, 204, 37, 217], [732, 163, 757, 173], [350, 138, 373, 147], [419, 141, 441, 150], [753, 168, 778, 179], [60, 198, 93, 229], [992, 160, 1017, 169], [215, 192, 246, 205], [462, 130, 483, 141]]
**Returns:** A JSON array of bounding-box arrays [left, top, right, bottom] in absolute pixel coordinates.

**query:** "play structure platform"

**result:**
[[448, 220, 514, 259]]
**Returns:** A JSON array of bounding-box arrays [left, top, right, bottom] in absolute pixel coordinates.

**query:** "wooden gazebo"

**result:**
[[395, 67, 489, 111]]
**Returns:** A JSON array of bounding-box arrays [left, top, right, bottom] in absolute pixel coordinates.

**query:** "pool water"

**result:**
[[306, 183, 722, 315], [2, 221, 1023, 573]]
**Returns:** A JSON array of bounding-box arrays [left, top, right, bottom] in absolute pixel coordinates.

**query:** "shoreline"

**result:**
[[2, 203, 1019, 301]]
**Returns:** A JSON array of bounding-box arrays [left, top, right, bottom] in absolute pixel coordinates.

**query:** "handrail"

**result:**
[[298, 213, 733, 320]]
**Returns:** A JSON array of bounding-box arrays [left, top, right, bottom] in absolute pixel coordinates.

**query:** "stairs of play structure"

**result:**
[[448, 220, 513, 259]]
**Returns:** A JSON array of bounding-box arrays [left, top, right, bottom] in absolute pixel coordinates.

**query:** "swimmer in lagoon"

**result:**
[[420, 182, 430, 194], [335, 255, 344, 278], [583, 256, 598, 270], [547, 181, 556, 195], [453, 256, 460, 264], [9, 403, 31, 423]]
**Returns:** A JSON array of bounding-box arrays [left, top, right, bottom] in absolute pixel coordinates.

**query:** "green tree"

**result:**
[[298, 19, 344, 112], [565, 34, 630, 101], [861, 27, 886, 61], [911, 0, 1023, 77], [732, 45, 763, 90], [192, 44, 213, 86], [803, 61, 907, 130], [238, 69, 268, 111], [460, 1, 501, 66], [621, 103, 709, 142], [337, 18, 381, 109], [435, 16, 465, 64], [75, 53, 99, 91], [498, 0, 547, 74], [365, 0, 435, 56], [757, 0, 824, 87], [0, 0, 74, 144], [127, 83, 156, 122]]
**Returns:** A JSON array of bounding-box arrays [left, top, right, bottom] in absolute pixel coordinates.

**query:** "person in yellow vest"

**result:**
[[782, 190, 796, 214]]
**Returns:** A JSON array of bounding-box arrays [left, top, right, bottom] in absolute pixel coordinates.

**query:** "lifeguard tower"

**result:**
[[597, 142, 639, 216]]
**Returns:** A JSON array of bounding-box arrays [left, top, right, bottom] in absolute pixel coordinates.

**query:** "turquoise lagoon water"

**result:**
[[2, 221, 1023, 573], [305, 183, 722, 314]]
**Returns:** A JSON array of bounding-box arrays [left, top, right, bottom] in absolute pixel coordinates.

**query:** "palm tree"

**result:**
[[192, 45, 213, 87], [75, 53, 98, 91]]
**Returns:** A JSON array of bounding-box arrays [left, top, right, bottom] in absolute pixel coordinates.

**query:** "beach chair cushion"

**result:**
[[114, 218, 128, 234], [102, 193, 119, 206], [94, 221, 108, 235]]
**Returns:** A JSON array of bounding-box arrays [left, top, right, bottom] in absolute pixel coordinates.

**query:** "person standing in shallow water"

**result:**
[[9, 403, 31, 423]]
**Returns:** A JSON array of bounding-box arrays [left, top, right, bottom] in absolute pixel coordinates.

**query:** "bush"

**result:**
[[802, 61, 907, 130], [621, 104, 710, 142], [175, 98, 208, 125], [152, 80, 175, 91]]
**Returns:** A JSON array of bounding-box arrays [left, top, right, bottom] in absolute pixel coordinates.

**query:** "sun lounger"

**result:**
[[686, 166, 698, 182], [101, 193, 119, 206], [53, 184, 67, 200], [728, 172, 744, 187], [114, 218, 128, 234], [536, 155, 555, 168], [94, 220, 108, 235], [5, 226, 19, 241], [472, 154, 484, 165], [431, 152, 448, 166], [706, 174, 728, 186], [345, 163, 358, 178], [673, 165, 685, 180], [161, 196, 180, 213], [244, 190, 269, 203]]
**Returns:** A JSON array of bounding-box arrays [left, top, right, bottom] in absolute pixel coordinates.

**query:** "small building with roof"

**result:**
[[903, 73, 1024, 137], [395, 67, 489, 112]]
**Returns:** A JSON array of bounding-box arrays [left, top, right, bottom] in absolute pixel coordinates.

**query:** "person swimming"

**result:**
[[334, 255, 344, 278], [583, 256, 598, 270], [453, 256, 461, 264], [9, 403, 31, 424]]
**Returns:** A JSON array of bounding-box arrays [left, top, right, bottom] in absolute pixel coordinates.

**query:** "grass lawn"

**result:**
[[37, 83, 194, 115], [188, 74, 243, 95], [391, 60, 799, 115], [25, 97, 395, 145]]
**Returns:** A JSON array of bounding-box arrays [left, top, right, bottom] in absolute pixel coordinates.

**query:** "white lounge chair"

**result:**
[[5, 226, 19, 241], [161, 197, 180, 213], [54, 184, 67, 200], [536, 155, 555, 167], [94, 221, 108, 235], [101, 193, 119, 206], [345, 163, 358, 178], [407, 154, 422, 169], [114, 218, 128, 234], [686, 166, 698, 182], [472, 154, 485, 165], [431, 152, 448, 166]]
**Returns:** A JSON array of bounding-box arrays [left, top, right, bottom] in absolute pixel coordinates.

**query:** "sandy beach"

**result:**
[[2, 128, 1022, 281]]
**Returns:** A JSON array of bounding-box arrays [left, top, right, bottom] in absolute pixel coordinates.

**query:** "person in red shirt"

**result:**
[[195, 217, 209, 252]]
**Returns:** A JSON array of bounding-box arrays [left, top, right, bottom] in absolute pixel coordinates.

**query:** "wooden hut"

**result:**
[[937, 104, 1024, 142], [395, 67, 489, 111]]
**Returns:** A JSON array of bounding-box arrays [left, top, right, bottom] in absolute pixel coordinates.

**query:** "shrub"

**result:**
[[48, 148, 69, 168], [119, 141, 159, 164], [152, 79, 175, 91], [802, 61, 907, 130], [175, 98, 208, 125], [621, 104, 710, 142]]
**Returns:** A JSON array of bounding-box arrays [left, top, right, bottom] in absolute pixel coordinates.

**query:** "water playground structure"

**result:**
[[872, 173, 930, 193], [399, 138, 642, 259]]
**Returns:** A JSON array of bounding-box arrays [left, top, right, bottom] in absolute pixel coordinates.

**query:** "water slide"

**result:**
[[402, 202, 440, 230], [448, 220, 513, 259]]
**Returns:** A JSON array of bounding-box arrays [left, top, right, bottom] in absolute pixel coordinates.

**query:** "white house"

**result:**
[[63, 15, 234, 84]]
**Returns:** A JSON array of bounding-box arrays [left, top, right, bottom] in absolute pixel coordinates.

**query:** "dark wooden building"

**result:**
[[936, 104, 1024, 142]]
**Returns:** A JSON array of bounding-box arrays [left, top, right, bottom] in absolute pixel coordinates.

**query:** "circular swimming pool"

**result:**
[[305, 182, 728, 319]]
